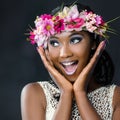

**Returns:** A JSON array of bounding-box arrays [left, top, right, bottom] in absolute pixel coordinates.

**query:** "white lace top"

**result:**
[[38, 81, 116, 120]]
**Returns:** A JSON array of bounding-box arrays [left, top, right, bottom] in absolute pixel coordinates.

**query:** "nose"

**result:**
[[60, 45, 73, 58]]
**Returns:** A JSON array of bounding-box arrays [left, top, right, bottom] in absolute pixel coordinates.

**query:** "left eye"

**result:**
[[49, 40, 60, 47], [70, 37, 82, 44]]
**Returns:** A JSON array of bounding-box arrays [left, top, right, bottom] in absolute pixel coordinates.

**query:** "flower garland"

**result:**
[[28, 5, 113, 48]]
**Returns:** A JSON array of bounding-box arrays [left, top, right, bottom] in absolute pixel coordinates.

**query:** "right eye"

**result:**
[[49, 40, 59, 47]]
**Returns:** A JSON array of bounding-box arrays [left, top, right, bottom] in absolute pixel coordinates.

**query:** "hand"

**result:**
[[37, 47, 73, 93], [73, 41, 106, 92]]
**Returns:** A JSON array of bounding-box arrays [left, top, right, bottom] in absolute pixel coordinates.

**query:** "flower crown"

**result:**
[[28, 5, 114, 48]]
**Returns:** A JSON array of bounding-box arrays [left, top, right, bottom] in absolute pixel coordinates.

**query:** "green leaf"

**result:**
[[106, 16, 120, 24]]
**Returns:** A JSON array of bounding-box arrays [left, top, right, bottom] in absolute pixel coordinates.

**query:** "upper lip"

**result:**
[[60, 60, 78, 66]]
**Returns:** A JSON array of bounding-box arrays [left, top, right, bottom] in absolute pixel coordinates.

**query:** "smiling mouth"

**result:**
[[61, 60, 78, 75]]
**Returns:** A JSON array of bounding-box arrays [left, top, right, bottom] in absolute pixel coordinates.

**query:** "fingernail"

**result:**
[[97, 41, 106, 56], [36, 46, 42, 50], [101, 41, 106, 50], [36, 47, 39, 51], [97, 50, 100, 56]]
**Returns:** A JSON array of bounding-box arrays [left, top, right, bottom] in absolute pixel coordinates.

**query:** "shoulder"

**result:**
[[21, 82, 47, 119], [112, 85, 120, 109], [21, 82, 46, 109]]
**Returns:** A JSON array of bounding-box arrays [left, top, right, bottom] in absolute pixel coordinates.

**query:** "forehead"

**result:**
[[54, 31, 73, 38], [51, 31, 90, 39]]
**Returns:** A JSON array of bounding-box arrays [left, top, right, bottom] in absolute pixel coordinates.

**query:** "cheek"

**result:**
[[74, 44, 91, 60], [48, 48, 59, 62]]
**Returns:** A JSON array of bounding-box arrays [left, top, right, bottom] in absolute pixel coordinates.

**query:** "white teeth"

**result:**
[[62, 61, 74, 66]]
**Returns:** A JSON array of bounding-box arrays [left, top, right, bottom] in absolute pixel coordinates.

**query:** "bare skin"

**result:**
[[21, 31, 120, 120]]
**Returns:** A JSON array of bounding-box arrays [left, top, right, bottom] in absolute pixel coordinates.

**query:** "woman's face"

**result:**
[[47, 31, 95, 82]]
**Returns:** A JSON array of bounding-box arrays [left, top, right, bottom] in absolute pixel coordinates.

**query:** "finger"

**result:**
[[84, 40, 106, 74], [37, 47, 61, 75], [37, 47, 51, 67], [45, 49, 54, 66], [37, 47, 71, 88], [37, 46, 44, 57], [37, 47, 45, 61]]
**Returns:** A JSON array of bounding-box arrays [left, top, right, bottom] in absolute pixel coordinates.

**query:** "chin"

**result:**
[[65, 75, 77, 83]]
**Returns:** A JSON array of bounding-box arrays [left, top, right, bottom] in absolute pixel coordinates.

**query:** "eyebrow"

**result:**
[[50, 35, 58, 39], [69, 32, 83, 37], [49, 31, 83, 39]]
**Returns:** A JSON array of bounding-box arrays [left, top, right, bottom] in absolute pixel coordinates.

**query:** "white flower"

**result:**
[[36, 35, 48, 47], [34, 17, 43, 27], [86, 13, 97, 21], [85, 22, 97, 32], [79, 10, 87, 19], [58, 6, 70, 19], [67, 5, 80, 19], [34, 26, 42, 35]]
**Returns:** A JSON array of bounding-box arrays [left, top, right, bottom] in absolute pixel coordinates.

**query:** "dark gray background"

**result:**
[[1, 0, 120, 120]]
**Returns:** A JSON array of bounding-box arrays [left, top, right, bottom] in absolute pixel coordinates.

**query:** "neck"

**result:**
[[87, 77, 103, 93]]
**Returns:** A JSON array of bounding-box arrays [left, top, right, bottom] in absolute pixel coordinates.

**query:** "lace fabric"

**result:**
[[38, 81, 116, 120]]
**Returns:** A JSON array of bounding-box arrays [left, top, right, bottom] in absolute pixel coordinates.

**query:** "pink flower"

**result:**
[[42, 19, 55, 36], [40, 14, 52, 20], [28, 5, 109, 47], [67, 18, 84, 30], [54, 19, 65, 33], [29, 32, 35, 44]]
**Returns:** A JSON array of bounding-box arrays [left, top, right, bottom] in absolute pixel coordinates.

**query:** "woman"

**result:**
[[21, 3, 120, 120]]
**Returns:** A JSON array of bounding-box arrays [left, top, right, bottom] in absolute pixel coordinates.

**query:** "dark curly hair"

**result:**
[[89, 33, 114, 85], [51, 2, 114, 85]]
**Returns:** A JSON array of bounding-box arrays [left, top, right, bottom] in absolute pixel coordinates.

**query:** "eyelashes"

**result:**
[[49, 35, 83, 47], [49, 40, 59, 47], [70, 36, 83, 44]]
